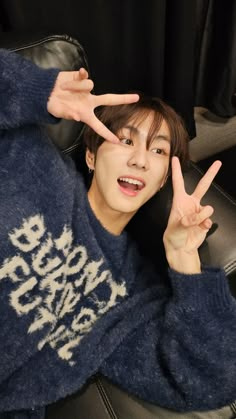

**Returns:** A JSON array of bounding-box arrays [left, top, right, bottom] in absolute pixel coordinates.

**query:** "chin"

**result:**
[[109, 201, 143, 215]]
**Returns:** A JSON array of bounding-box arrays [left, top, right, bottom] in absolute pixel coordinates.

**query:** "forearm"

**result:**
[[0, 48, 59, 128]]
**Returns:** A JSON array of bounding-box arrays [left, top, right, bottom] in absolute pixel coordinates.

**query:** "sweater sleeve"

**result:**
[[0, 48, 60, 128], [100, 267, 236, 412], [0, 49, 74, 393]]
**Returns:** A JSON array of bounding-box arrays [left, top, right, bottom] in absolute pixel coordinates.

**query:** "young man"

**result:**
[[0, 49, 235, 419]]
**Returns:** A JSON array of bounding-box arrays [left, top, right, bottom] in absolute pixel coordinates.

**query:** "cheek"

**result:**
[[150, 158, 169, 179], [94, 154, 115, 185], [147, 166, 168, 194]]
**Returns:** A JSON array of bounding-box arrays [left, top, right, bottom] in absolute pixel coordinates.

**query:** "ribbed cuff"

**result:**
[[21, 66, 60, 124], [2, 49, 60, 125], [169, 266, 234, 313]]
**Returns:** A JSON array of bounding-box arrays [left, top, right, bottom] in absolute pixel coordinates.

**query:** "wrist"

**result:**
[[165, 249, 201, 274]]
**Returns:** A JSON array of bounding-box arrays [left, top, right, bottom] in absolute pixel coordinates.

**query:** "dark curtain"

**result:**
[[0, 0, 197, 137], [1, 1, 236, 131], [195, 0, 236, 117]]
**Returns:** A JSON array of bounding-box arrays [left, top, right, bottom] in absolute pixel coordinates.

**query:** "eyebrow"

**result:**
[[153, 135, 171, 143], [123, 125, 171, 143]]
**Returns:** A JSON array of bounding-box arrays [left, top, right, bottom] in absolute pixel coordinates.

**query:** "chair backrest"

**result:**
[[1, 33, 235, 297], [2, 33, 89, 153]]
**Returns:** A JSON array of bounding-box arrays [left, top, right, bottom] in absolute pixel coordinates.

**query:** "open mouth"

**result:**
[[117, 177, 145, 192]]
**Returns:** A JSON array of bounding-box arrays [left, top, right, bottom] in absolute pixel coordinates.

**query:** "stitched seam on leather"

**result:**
[[9, 35, 90, 73], [230, 400, 236, 414], [96, 378, 118, 419], [225, 261, 236, 275], [62, 126, 86, 155], [62, 143, 80, 155], [191, 162, 236, 205], [10, 35, 85, 53]]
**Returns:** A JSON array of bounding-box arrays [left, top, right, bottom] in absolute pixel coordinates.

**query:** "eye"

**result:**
[[151, 148, 165, 155], [119, 138, 133, 146]]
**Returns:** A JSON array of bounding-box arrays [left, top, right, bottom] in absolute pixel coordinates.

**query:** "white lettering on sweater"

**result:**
[[0, 215, 127, 364]]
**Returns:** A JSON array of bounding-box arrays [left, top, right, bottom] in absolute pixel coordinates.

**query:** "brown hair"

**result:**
[[83, 94, 190, 170]]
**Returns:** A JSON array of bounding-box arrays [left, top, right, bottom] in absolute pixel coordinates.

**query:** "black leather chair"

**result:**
[[1, 33, 236, 419]]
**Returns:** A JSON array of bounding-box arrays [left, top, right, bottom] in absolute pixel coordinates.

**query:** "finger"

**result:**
[[94, 93, 139, 107], [84, 113, 119, 143], [60, 79, 94, 92], [75, 79, 94, 91], [60, 76, 93, 91], [193, 160, 222, 200], [181, 205, 214, 227], [199, 218, 213, 230], [171, 156, 185, 197], [76, 67, 89, 80]]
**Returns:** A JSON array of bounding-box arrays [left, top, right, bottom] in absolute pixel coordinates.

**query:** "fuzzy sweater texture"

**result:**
[[0, 49, 235, 418]]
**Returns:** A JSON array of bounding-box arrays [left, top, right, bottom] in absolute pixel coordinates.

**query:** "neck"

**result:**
[[87, 192, 135, 236]]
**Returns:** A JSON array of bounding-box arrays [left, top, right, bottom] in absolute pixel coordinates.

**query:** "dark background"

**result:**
[[0, 0, 235, 198], [0, 0, 236, 139]]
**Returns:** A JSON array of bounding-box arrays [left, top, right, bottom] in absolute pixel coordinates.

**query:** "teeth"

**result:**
[[119, 177, 144, 186]]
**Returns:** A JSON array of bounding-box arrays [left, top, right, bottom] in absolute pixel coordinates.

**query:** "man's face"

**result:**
[[86, 112, 171, 233]]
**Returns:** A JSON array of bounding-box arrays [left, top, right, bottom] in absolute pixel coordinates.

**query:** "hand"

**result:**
[[163, 157, 222, 273], [47, 68, 139, 143]]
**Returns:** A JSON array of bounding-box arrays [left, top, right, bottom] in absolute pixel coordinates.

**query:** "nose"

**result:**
[[127, 144, 149, 170]]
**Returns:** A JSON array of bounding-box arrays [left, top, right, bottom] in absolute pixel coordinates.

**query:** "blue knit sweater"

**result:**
[[0, 49, 235, 418]]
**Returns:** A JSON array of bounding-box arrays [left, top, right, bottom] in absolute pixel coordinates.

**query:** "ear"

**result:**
[[85, 148, 95, 170]]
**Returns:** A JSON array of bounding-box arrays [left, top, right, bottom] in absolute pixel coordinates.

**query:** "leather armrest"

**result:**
[[46, 375, 172, 419]]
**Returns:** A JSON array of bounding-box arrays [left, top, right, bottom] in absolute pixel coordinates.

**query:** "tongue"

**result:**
[[119, 180, 137, 191]]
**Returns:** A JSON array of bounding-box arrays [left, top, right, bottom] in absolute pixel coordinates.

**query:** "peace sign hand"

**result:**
[[163, 157, 222, 274], [47, 68, 139, 143]]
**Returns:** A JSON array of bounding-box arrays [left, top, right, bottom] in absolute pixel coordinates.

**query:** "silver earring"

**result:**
[[88, 168, 93, 174]]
